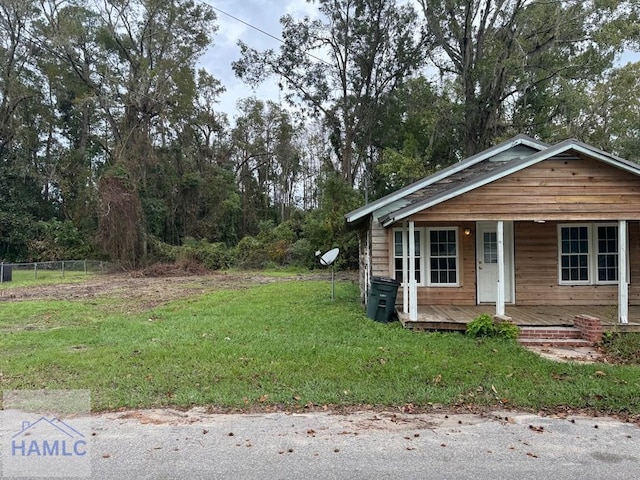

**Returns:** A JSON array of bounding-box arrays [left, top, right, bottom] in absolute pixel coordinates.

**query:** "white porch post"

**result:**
[[618, 220, 629, 324], [496, 220, 505, 316], [409, 221, 418, 321], [402, 222, 408, 314]]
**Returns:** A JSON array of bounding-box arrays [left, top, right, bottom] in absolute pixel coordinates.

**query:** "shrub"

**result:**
[[234, 235, 267, 269], [147, 237, 180, 264], [286, 239, 316, 268], [466, 313, 519, 339], [180, 238, 232, 270]]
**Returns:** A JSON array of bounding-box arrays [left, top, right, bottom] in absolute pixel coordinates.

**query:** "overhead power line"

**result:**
[[208, 2, 332, 67], [210, 3, 285, 45]]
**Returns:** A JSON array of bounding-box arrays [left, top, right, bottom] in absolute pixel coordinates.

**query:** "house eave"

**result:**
[[344, 134, 549, 224], [380, 139, 640, 227]]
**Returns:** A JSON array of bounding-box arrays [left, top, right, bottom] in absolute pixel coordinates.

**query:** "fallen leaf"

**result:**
[[258, 394, 268, 402]]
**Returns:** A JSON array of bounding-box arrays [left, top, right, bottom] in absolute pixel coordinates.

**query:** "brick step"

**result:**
[[518, 326, 582, 340], [517, 337, 594, 348]]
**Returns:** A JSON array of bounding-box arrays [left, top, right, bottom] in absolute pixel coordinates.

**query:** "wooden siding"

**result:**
[[370, 217, 390, 278], [513, 221, 640, 306], [390, 220, 640, 308], [394, 221, 478, 306], [411, 156, 640, 222]]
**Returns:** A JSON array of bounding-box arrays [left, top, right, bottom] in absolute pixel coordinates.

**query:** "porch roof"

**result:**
[[379, 139, 640, 228]]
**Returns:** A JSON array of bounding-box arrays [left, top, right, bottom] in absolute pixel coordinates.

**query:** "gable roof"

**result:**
[[345, 134, 549, 224], [377, 138, 640, 227]]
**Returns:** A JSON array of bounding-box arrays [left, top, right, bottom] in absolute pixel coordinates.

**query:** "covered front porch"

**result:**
[[399, 304, 640, 332], [397, 219, 635, 326]]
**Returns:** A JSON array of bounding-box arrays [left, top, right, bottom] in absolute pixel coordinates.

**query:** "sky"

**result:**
[[199, 0, 320, 120]]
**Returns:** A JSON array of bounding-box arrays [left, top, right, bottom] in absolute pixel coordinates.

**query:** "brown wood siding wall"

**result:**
[[514, 221, 640, 306], [412, 157, 640, 222], [370, 217, 390, 278], [394, 221, 478, 306]]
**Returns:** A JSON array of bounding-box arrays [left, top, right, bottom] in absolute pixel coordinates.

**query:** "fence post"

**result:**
[[34, 263, 38, 280], [62, 261, 65, 278], [84, 259, 87, 275], [1, 262, 3, 284]]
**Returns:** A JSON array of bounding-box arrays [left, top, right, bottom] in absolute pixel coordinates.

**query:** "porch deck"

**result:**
[[399, 305, 640, 332]]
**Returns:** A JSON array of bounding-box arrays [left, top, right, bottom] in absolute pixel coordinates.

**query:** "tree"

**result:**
[[233, 0, 429, 186], [370, 76, 462, 198], [419, 0, 637, 156], [576, 62, 640, 162], [39, 0, 218, 266], [231, 98, 301, 236]]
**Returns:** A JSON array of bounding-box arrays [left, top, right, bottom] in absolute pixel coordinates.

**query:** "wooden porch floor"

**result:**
[[399, 305, 640, 332]]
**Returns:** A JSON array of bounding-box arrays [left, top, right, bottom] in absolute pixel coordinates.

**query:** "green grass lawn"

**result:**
[[1, 278, 639, 414], [1, 269, 93, 287]]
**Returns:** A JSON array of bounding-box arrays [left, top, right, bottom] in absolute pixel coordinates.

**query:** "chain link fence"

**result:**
[[0, 260, 110, 283]]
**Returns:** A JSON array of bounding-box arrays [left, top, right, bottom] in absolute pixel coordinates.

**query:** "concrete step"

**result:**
[[517, 337, 594, 348]]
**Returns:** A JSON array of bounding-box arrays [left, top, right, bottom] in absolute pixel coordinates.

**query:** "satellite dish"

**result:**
[[318, 248, 340, 300], [320, 248, 339, 266]]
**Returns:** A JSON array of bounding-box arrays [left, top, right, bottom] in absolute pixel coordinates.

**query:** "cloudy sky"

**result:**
[[198, 0, 320, 119]]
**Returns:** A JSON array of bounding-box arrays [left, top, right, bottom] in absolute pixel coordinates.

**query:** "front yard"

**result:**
[[1, 271, 639, 418]]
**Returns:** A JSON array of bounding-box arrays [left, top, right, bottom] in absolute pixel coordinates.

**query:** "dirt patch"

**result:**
[[0, 269, 356, 312], [524, 345, 607, 364]]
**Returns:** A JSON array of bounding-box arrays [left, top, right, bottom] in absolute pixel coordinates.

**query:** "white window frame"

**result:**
[[426, 227, 460, 287], [557, 223, 620, 286], [392, 229, 423, 286]]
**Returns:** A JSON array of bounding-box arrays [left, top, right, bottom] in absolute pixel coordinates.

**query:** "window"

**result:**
[[427, 228, 459, 286], [483, 231, 498, 264], [597, 225, 618, 282], [560, 226, 590, 283], [558, 224, 619, 285], [393, 230, 421, 284]]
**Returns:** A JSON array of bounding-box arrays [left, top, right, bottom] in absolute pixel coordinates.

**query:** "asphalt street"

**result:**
[[2, 408, 639, 479]]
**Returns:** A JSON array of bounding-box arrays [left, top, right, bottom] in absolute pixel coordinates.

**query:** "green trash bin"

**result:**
[[1, 263, 11, 282], [366, 276, 400, 323]]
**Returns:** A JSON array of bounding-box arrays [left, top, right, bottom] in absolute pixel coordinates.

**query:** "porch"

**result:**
[[399, 304, 640, 332]]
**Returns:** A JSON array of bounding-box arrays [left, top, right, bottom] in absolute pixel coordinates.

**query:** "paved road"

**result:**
[[2, 408, 639, 479]]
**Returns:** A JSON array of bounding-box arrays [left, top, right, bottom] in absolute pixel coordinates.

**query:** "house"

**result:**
[[345, 134, 640, 327]]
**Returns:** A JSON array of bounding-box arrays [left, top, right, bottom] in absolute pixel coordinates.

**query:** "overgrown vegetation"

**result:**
[[2, 1, 640, 266], [466, 313, 521, 339], [1, 278, 639, 414], [600, 332, 640, 365]]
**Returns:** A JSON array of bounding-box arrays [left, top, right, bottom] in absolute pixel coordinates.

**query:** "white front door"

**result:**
[[477, 222, 514, 304]]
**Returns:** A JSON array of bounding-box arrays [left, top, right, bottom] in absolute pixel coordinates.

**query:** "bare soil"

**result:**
[[0, 267, 355, 311]]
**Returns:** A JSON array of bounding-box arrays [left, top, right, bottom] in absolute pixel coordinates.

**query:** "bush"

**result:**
[[466, 313, 520, 339], [147, 237, 180, 264], [28, 219, 94, 261], [180, 238, 232, 270], [233, 235, 267, 269], [286, 239, 316, 269]]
